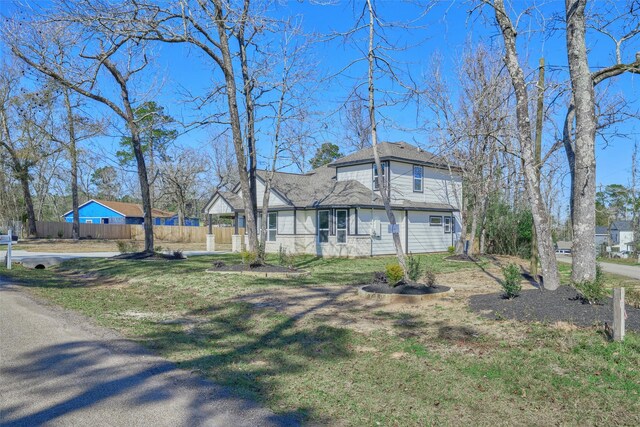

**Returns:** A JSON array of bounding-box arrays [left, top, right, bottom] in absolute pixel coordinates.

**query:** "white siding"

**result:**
[[389, 161, 462, 209], [277, 210, 295, 234], [237, 180, 289, 208], [207, 196, 233, 214], [336, 163, 374, 190], [296, 210, 316, 235], [357, 208, 406, 256], [407, 211, 453, 253]]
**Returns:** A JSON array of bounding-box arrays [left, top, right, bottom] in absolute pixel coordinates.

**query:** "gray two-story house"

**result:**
[[204, 142, 462, 256]]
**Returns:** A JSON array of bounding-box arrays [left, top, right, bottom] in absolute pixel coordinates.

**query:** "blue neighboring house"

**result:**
[[62, 199, 198, 226]]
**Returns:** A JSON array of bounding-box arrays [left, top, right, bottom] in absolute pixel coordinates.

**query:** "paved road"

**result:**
[[557, 256, 640, 280], [0, 281, 298, 427]]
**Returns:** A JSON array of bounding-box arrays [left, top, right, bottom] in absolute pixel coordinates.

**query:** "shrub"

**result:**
[[447, 246, 455, 255], [173, 249, 185, 259], [277, 245, 295, 268], [241, 250, 258, 265], [385, 263, 404, 285], [423, 267, 437, 287], [406, 253, 422, 282], [501, 263, 522, 299], [155, 245, 164, 254], [116, 240, 139, 254], [57, 229, 64, 238], [212, 260, 226, 269], [573, 264, 608, 304]]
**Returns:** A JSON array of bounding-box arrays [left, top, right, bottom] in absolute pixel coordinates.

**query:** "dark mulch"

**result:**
[[445, 254, 478, 262], [362, 282, 451, 295], [209, 263, 298, 273], [112, 252, 186, 261], [469, 285, 640, 331]]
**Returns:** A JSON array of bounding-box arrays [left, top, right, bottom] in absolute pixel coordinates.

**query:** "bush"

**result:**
[[212, 260, 226, 269], [447, 246, 455, 255], [573, 264, 608, 304], [172, 249, 185, 259], [501, 263, 522, 299], [423, 267, 437, 287], [57, 229, 64, 238], [406, 253, 422, 282], [155, 245, 164, 254], [241, 250, 258, 265], [385, 263, 404, 285], [277, 245, 295, 268]]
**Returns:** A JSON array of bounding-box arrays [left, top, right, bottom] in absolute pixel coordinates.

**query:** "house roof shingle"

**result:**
[[93, 199, 174, 218], [595, 226, 608, 235], [612, 220, 633, 232], [328, 141, 457, 169]]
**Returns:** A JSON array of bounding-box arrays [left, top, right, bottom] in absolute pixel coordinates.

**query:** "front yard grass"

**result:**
[[2, 253, 639, 425]]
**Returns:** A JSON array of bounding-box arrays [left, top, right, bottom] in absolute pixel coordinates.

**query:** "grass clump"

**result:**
[[573, 265, 608, 305], [277, 245, 295, 269], [240, 250, 258, 265], [116, 240, 139, 254], [447, 245, 455, 255], [423, 266, 437, 287], [500, 263, 522, 299], [385, 263, 404, 285]]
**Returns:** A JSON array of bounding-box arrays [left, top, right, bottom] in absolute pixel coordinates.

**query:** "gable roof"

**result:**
[[63, 199, 174, 218], [612, 220, 633, 232], [328, 141, 457, 170], [595, 226, 608, 235]]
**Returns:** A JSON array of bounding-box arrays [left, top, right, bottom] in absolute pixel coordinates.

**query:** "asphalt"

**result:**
[[0, 281, 299, 427], [557, 256, 640, 280]]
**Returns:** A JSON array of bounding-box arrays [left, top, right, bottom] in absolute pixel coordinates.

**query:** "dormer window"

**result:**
[[413, 165, 423, 192], [372, 162, 387, 191]]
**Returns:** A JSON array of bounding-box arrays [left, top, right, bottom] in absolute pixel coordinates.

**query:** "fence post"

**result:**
[[6, 228, 12, 270], [613, 287, 625, 342]]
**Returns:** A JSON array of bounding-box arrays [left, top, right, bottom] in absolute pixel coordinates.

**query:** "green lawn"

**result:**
[[2, 254, 639, 425], [597, 257, 640, 267]]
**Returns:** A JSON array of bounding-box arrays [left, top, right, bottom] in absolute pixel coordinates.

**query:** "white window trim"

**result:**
[[318, 210, 330, 243], [413, 165, 423, 193], [267, 211, 277, 241], [336, 209, 348, 244], [444, 216, 452, 233]]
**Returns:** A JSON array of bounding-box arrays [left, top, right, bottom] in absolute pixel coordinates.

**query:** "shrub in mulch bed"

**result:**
[[112, 252, 186, 261], [362, 271, 451, 295], [469, 285, 640, 332]]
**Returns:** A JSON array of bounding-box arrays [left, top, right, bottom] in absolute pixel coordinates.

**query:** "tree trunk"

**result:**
[[129, 129, 154, 252], [493, 0, 560, 290], [17, 167, 37, 237], [531, 58, 544, 279], [367, 0, 407, 277], [213, 0, 258, 253], [566, 0, 597, 282], [63, 88, 80, 241]]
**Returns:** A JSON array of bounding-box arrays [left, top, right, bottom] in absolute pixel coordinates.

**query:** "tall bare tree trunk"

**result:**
[[366, 0, 407, 277], [63, 87, 80, 241], [212, 0, 258, 253], [531, 58, 544, 279], [565, 0, 597, 282], [493, 0, 560, 290]]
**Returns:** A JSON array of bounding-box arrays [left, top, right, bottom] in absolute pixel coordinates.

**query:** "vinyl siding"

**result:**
[[336, 163, 374, 191], [389, 161, 462, 209], [208, 196, 234, 214], [277, 211, 295, 234], [407, 211, 453, 253], [357, 208, 406, 255]]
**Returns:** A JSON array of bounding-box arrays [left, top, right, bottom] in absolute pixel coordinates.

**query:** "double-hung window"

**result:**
[[372, 162, 387, 191], [444, 216, 452, 233], [318, 210, 330, 243], [413, 165, 423, 192], [268, 212, 277, 241], [336, 210, 347, 244]]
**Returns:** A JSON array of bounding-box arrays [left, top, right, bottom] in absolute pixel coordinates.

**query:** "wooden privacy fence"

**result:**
[[131, 224, 208, 243], [36, 221, 131, 240], [35, 221, 209, 243], [212, 227, 244, 245]]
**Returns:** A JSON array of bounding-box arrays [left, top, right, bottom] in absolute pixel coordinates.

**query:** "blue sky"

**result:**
[[3, 0, 639, 191]]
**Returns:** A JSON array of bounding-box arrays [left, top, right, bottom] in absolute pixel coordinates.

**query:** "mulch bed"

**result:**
[[445, 254, 478, 262], [362, 282, 451, 295], [469, 286, 640, 332], [209, 263, 298, 273], [112, 252, 186, 261]]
